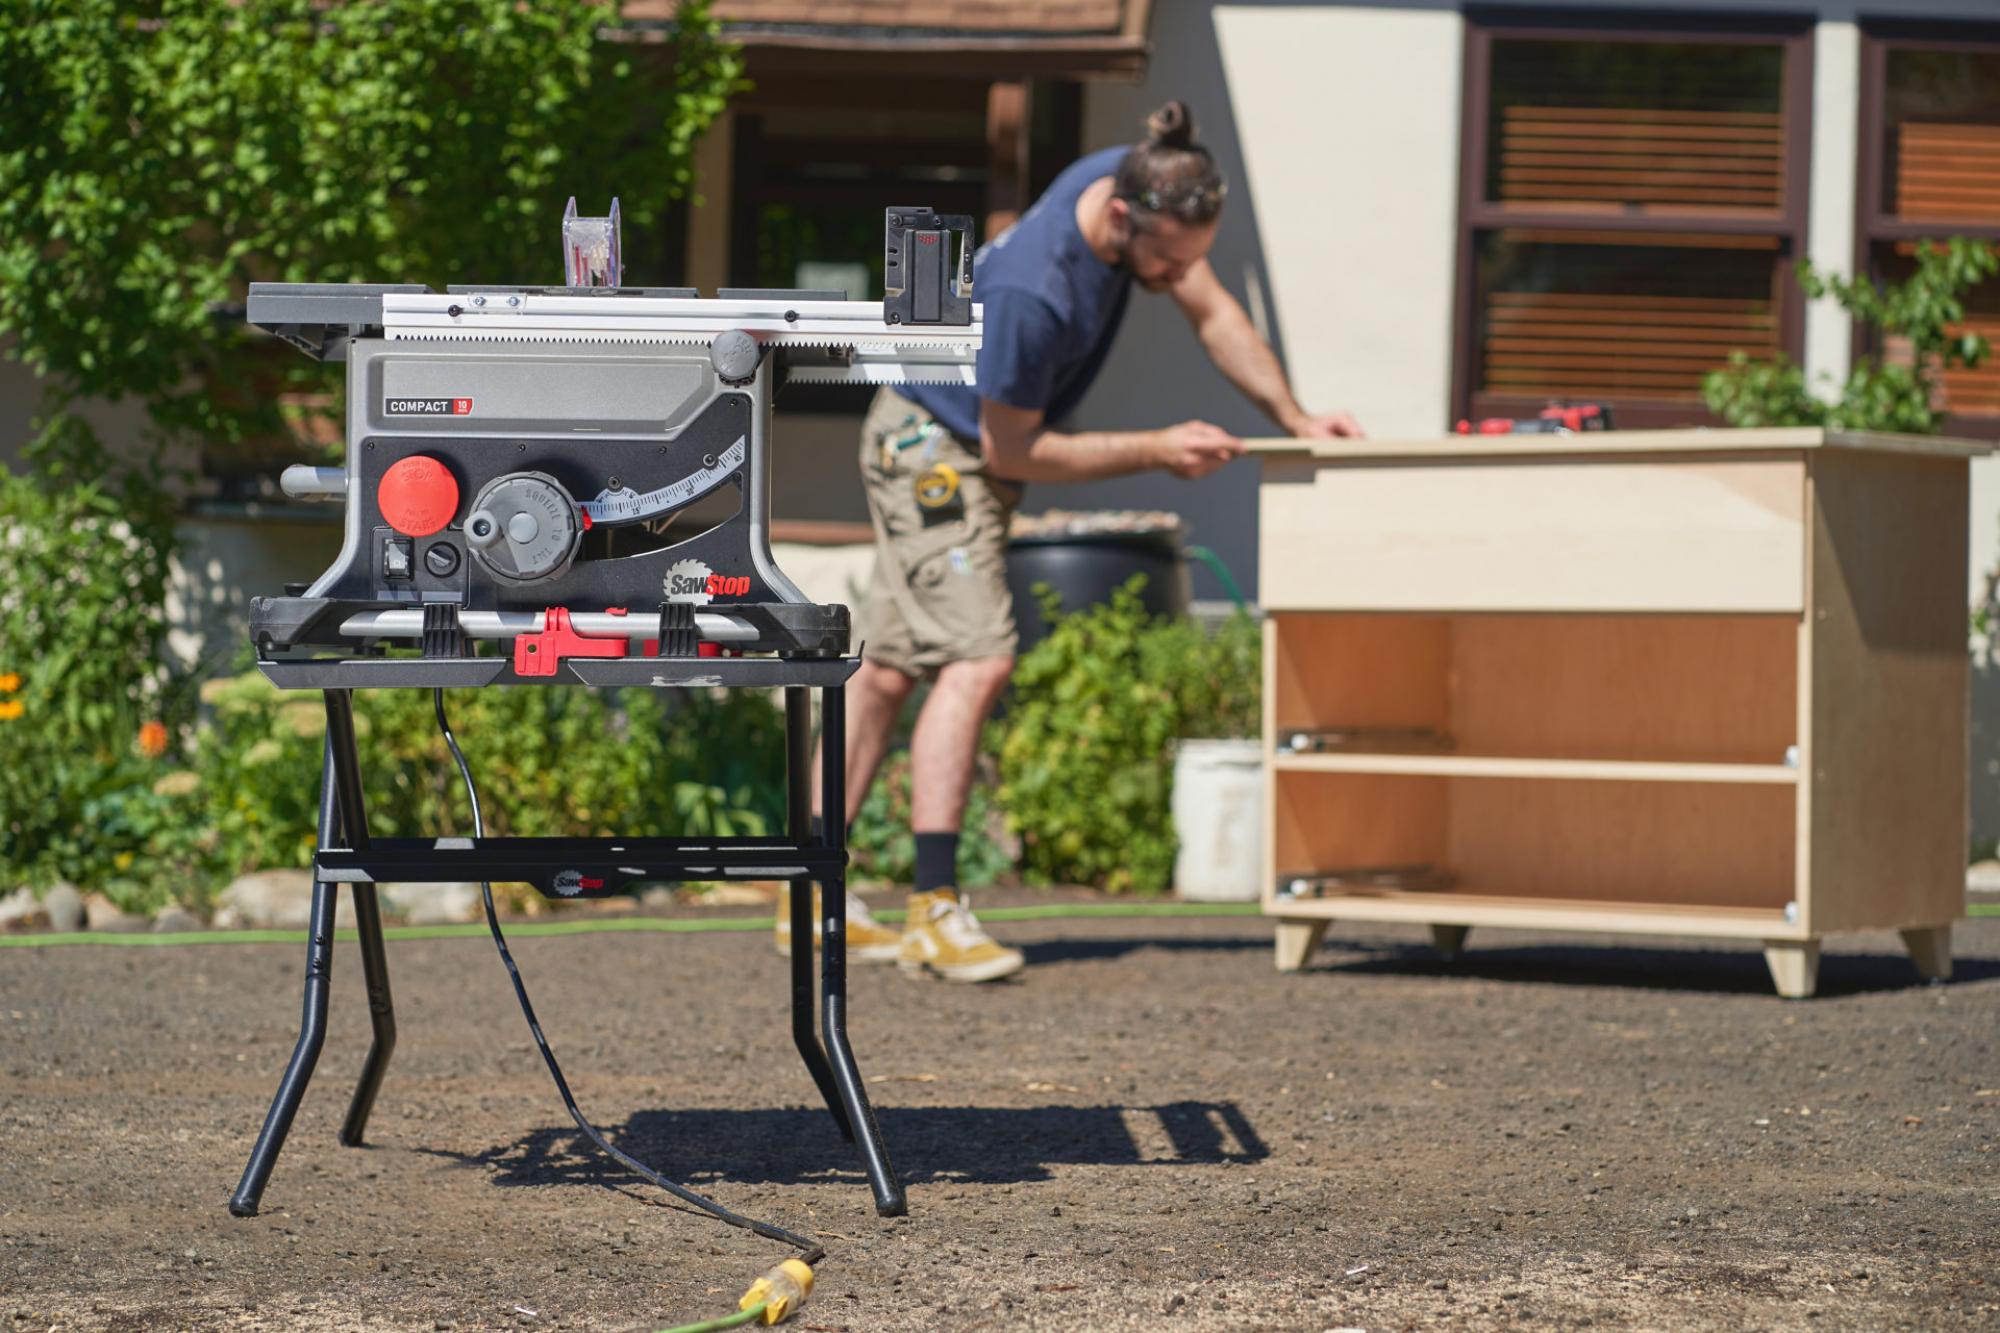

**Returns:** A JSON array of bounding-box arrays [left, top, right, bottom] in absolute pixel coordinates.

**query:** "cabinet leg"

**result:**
[[1763, 940, 1820, 999], [1429, 924, 1471, 961], [1274, 920, 1329, 973], [1899, 925, 1952, 982]]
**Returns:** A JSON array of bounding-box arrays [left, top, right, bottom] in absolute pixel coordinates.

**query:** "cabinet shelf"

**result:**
[[1264, 889, 1800, 940], [1272, 752, 1798, 785]]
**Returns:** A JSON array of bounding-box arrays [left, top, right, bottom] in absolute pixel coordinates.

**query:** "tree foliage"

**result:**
[[0, 0, 744, 458], [996, 582, 1262, 894], [0, 1, 745, 895], [1704, 238, 1999, 434]]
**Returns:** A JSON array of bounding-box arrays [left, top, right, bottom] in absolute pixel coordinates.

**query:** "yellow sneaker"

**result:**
[[773, 884, 901, 963], [897, 890, 1025, 983]]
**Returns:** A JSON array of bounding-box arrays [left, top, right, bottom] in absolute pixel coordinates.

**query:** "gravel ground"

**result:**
[[2, 893, 1996, 1331]]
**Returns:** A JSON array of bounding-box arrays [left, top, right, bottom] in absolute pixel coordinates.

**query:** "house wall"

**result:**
[[1055, 0, 1463, 607]]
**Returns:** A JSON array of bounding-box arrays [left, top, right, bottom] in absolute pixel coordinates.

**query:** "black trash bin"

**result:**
[[1005, 513, 1190, 656]]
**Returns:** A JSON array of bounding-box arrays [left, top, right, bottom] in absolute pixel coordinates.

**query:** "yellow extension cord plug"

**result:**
[[739, 1259, 814, 1325]]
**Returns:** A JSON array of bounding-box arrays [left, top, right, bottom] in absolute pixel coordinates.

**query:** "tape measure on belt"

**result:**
[[915, 462, 961, 509]]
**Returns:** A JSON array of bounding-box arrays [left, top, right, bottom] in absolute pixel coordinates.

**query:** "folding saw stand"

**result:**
[[228, 204, 979, 1222]]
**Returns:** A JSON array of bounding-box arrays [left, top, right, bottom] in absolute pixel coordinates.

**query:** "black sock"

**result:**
[[810, 814, 824, 843], [913, 832, 958, 896]]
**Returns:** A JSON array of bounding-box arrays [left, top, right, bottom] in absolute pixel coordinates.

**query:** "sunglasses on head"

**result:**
[[1119, 181, 1228, 216]]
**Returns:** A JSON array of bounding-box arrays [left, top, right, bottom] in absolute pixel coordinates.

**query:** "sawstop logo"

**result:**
[[664, 558, 749, 603], [551, 869, 603, 897], [384, 397, 473, 415]]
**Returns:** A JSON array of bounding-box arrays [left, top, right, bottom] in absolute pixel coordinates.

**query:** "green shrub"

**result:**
[[0, 414, 185, 895], [63, 763, 213, 915], [189, 675, 785, 881], [1705, 238, 1998, 433], [995, 580, 1261, 893], [657, 689, 787, 838], [847, 749, 1012, 889]]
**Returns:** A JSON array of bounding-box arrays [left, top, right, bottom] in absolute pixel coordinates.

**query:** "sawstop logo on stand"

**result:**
[[664, 558, 749, 603], [551, 869, 603, 896]]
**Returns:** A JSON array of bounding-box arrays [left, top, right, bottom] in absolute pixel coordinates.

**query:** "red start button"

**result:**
[[377, 455, 460, 537]]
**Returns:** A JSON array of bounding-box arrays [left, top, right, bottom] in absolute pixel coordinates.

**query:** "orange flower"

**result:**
[[0, 700, 21, 721], [0, 672, 19, 692], [138, 720, 170, 757]]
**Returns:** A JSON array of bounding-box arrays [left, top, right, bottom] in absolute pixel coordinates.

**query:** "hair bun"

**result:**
[[1145, 100, 1196, 149]]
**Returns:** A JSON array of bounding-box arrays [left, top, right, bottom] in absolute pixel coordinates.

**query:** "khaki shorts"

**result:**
[[854, 387, 1024, 676]]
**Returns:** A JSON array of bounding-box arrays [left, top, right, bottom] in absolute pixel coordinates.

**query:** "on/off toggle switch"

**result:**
[[377, 455, 460, 537]]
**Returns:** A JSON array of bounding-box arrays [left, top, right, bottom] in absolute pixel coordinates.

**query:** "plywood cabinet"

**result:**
[[1249, 428, 1986, 997]]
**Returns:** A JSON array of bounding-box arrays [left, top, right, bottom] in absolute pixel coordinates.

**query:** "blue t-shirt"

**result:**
[[902, 145, 1132, 447]]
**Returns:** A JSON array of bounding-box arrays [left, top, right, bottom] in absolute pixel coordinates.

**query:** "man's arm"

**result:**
[[979, 400, 1238, 483], [1171, 258, 1363, 438]]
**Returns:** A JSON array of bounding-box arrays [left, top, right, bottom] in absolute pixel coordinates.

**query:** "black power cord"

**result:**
[[432, 689, 825, 1266]]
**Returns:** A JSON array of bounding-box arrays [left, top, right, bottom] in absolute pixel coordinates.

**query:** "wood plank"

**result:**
[[1256, 457, 1805, 614], [1900, 122, 2000, 141], [1503, 107, 1782, 126], [1501, 123, 1784, 143], [1449, 615, 1798, 766], [1501, 230, 1783, 252], [1484, 378, 1705, 396], [1504, 185, 1782, 205], [1264, 889, 1800, 940], [1502, 151, 1790, 172], [1500, 165, 1781, 184], [1261, 615, 1281, 915], [1269, 613, 1450, 737], [1487, 332, 1777, 352], [1270, 771, 1447, 889], [1502, 137, 1783, 158], [1481, 369, 1722, 385], [1803, 451, 1970, 934], [1489, 292, 1771, 311], [1483, 380, 1704, 396], [1448, 778, 1797, 912], [1276, 753, 1797, 784], [1483, 351, 1763, 370], [1489, 307, 1776, 327], [1243, 428, 1992, 463]]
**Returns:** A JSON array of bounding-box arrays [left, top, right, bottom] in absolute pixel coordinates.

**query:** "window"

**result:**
[[730, 101, 991, 298], [1454, 10, 1813, 428], [1858, 22, 2000, 437]]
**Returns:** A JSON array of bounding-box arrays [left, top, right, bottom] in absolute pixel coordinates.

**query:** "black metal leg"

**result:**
[[331, 686, 395, 1146], [322, 689, 370, 852], [816, 685, 906, 1216], [338, 882, 396, 1146], [788, 682, 851, 1139], [230, 736, 342, 1217]]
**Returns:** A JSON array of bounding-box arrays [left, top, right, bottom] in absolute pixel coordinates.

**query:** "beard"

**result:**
[[1111, 234, 1173, 292]]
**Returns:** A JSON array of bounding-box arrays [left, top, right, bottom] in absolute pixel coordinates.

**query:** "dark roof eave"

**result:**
[[608, 20, 1149, 78]]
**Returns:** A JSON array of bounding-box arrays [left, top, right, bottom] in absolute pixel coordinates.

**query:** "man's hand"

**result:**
[[1289, 411, 1366, 439], [1154, 420, 1243, 479]]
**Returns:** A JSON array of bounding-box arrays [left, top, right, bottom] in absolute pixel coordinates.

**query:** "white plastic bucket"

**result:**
[[1171, 738, 1265, 902]]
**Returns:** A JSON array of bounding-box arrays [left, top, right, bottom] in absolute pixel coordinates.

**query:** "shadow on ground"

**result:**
[[423, 1100, 1268, 1191], [1017, 934, 1272, 965], [1305, 936, 2000, 998]]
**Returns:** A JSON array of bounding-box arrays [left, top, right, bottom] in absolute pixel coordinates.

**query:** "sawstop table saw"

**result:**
[[228, 203, 979, 1223]]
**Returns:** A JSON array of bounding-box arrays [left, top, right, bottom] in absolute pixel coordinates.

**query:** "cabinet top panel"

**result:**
[[1245, 428, 1992, 465]]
